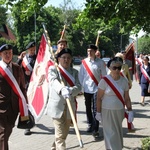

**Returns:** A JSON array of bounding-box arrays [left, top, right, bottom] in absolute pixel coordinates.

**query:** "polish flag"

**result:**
[[27, 34, 52, 121]]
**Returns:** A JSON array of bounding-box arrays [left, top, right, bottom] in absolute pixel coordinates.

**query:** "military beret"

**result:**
[[57, 48, 72, 57], [0, 44, 13, 52], [87, 44, 98, 51], [26, 41, 35, 50], [57, 39, 67, 45]]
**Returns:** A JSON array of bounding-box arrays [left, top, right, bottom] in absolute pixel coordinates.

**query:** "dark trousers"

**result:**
[[84, 92, 99, 132], [0, 116, 13, 150]]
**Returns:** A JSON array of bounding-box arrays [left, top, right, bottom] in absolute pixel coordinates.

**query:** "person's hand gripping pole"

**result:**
[[42, 23, 83, 148]]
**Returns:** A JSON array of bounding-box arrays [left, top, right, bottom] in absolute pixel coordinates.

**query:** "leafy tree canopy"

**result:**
[[0, 6, 7, 24], [74, 11, 130, 56], [1, 0, 48, 21], [82, 0, 150, 34], [11, 5, 64, 53], [1, 0, 132, 57], [138, 36, 150, 54]]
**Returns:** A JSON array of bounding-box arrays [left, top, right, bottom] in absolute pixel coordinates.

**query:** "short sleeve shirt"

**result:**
[[98, 75, 129, 110]]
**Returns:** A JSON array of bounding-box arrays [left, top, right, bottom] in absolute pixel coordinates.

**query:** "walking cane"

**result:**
[[42, 23, 84, 148]]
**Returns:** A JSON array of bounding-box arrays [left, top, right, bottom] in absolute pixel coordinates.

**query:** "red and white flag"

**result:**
[[27, 34, 51, 121], [125, 42, 136, 74]]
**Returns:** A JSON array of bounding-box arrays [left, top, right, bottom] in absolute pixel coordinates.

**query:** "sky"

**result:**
[[45, 0, 86, 9], [130, 29, 146, 40]]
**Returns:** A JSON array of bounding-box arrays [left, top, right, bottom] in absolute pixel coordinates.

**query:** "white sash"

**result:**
[[0, 61, 29, 118], [22, 56, 33, 71], [59, 65, 75, 85]]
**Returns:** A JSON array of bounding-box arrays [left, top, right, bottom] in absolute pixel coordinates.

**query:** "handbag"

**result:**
[[17, 111, 35, 129]]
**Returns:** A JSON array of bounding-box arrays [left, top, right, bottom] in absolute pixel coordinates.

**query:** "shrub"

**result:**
[[141, 137, 150, 150]]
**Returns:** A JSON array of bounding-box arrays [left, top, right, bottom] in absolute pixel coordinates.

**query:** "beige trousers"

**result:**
[[51, 106, 71, 150]]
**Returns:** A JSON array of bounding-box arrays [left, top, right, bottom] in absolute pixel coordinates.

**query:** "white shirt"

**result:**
[[98, 75, 129, 110], [0, 60, 12, 73], [79, 57, 107, 93]]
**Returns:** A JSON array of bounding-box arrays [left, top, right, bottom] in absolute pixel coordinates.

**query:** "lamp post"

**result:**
[[136, 36, 138, 54], [34, 12, 37, 54], [120, 34, 123, 51]]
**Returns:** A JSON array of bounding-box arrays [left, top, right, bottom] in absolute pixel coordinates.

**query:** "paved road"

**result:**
[[9, 79, 150, 150]]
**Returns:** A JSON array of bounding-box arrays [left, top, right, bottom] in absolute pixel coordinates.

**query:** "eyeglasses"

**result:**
[[111, 66, 122, 70], [60, 56, 71, 60]]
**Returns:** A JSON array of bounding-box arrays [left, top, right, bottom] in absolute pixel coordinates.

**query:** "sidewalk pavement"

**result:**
[[9, 80, 150, 150]]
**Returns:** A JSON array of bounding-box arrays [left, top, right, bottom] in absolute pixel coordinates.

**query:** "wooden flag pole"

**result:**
[[95, 30, 103, 47], [60, 25, 67, 40], [42, 23, 84, 148]]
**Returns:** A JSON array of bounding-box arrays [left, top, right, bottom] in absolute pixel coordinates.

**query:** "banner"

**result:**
[[27, 34, 51, 122], [125, 42, 136, 74]]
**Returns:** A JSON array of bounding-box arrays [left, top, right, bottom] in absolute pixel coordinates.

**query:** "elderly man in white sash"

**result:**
[[0, 44, 28, 150], [47, 48, 81, 150]]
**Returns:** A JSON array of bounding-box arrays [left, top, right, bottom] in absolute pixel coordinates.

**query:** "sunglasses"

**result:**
[[111, 66, 122, 70]]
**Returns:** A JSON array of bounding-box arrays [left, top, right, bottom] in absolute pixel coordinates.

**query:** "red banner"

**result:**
[[125, 42, 136, 74], [27, 34, 51, 121]]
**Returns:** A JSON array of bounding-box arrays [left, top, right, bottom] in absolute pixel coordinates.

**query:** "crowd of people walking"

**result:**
[[0, 38, 150, 150]]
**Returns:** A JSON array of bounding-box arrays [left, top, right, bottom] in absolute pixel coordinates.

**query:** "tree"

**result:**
[[0, 6, 17, 54], [1, 0, 131, 57], [74, 13, 130, 56], [1, 0, 48, 21], [138, 36, 150, 54], [0, 6, 7, 24], [52, 0, 87, 56], [82, 0, 150, 34], [12, 5, 63, 53]]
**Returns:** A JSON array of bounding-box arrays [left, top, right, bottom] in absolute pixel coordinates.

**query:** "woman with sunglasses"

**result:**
[[96, 57, 134, 150]]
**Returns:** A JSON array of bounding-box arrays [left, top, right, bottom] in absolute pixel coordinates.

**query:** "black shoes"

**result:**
[[86, 126, 93, 133], [92, 131, 100, 138], [24, 129, 31, 135]]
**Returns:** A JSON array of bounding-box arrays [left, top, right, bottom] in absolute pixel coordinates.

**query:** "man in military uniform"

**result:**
[[0, 44, 28, 149], [17, 41, 36, 135]]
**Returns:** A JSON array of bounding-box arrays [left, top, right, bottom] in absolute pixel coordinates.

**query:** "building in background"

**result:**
[[0, 24, 16, 41]]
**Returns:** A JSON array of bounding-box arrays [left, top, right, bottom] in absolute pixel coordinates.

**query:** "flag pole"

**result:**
[[42, 23, 84, 148], [60, 24, 67, 40], [95, 30, 103, 47]]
